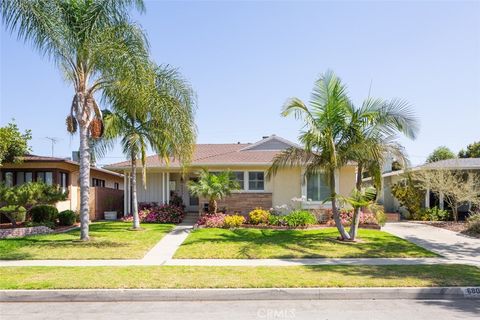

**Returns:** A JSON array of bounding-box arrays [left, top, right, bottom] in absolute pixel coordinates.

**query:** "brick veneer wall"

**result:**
[[201, 193, 273, 215]]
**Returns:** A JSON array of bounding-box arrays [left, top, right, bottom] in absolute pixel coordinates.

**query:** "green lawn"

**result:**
[[174, 228, 437, 259], [0, 265, 478, 289], [0, 222, 174, 260]]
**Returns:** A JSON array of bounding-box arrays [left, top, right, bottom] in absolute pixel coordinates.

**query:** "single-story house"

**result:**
[[370, 158, 480, 217], [0, 154, 124, 220], [104, 135, 357, 215]]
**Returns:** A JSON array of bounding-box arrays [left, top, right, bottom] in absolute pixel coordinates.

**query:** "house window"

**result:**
[[60, 172, 68, 193], [114, 182, 119, 190], [306, 172, 330, 202], [92, 178, 105, 187], [232, 171, 244, 190], [36, 172, 53, 185], [16, 172, 25, 185], [248, 172, 264, 191], [25, 172, 33, 183], [4, 172, 13, 187]]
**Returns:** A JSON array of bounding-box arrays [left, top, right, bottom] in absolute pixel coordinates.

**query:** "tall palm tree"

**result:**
[[1, 0, 150, 240], [268, 71, 354, 240], [100, 65, 196, 229], [188, 170, 240, 214], [345, 98, 419, 239]]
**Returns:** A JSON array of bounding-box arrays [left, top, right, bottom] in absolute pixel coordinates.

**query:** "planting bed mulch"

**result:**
[[414, 221, 479, 239], [196, 223, 381, 230]]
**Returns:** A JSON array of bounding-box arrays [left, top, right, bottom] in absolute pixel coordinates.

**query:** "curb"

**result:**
[[1, 287, 479, 302]]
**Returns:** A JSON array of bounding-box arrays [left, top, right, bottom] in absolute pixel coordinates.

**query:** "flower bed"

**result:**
[[122, 204, 185, 224], [196, 207, 381, 230], [0, 225, 53, 239]]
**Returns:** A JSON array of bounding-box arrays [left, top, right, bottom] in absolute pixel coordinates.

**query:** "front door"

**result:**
[[187, 177, 199, 212]]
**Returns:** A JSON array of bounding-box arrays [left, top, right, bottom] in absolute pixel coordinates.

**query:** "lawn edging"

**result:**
[[1, 287, 479, 302]]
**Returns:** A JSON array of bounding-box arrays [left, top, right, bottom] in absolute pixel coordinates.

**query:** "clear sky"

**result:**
[[1, 0, 479, 166]]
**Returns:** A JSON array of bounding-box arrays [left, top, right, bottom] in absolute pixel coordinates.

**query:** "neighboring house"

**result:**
[[370, 158, 480, 215], [0, 154, 124, 220], [105, 135, 357, 215]]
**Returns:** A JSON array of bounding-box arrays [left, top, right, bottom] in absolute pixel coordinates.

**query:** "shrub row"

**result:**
[[122, 204, 185, 224]]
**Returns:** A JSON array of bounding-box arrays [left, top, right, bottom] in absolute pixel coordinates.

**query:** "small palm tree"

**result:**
[[268, 70, 353, 240], [345, 97, 419, 239], [99, 66, 196, 229], [1, 0, 150, 240], [188, 170, 240, 214]]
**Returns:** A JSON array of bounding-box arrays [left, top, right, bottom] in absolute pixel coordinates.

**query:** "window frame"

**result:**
[[247, 171, 265, 191]]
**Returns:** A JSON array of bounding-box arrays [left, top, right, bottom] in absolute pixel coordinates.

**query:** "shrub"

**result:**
[[57, 210, 77, 226], [283, 210, 317, 227], [223, 214, 245, 228], [30, 205, 58, 223], [391, 177, 424, 218], [0, 205, 26, 224], [122, 204, 185, 224], [466, 212, 480, 235], [24, 220, 56, 229], [248, 208, 270, 225], [198, 213, 226, 228], [268, 214, 285, 226], [418, 207, 450, 221], [326, 209, 378, 226], [369, 204, 386, 226]]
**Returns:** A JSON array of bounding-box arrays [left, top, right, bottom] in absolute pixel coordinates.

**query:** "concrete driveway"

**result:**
[[383, 222, 480, 265]]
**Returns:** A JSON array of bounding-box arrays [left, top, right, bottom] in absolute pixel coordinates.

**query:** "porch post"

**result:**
[[161, 172, 165, 204], [425, 188, 430, 209], [123, 171, 128, 216], [166, 172, 170, 204], [439, 192, 444, 210]]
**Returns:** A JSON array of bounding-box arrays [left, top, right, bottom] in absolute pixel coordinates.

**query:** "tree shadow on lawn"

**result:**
[[181, 228, 436, 258]]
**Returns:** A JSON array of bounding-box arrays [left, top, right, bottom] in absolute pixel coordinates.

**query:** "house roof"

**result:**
[[11, 154, 124, 178], [105, 135, 303, 171], [364, 158, 480, 182]]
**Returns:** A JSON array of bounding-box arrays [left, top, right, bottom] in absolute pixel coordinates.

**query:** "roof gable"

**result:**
[[240, 135, 298, 151]]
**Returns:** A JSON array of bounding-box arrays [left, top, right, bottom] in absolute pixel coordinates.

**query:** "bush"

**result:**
[[223, 214, 245, 228], [122, 204, 185, 224], [466, 213, 480, 235], [268, 214, 285, 226], [0, 205, 26, 224], [24, 220, 56, 229], [391, 177, 424, 218], [57, 210, 77, 226], [283, 210, 317, 227], [418, 207, 450, 221], [197, 213, 226, 228], [248, 208, 270, 225], [369, 204, 386, 226], [326, 209, 378, 226], [30, 205, 58, 223]]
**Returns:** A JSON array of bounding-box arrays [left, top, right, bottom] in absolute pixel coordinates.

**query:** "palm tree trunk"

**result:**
[[349, 163, 363, 240], [209, 198, 217, 214], [79, 121, 90, 241], [131, 152, 140, 229], [330, 170, 351, 240]]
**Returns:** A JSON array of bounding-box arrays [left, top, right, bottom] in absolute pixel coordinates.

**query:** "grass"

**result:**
[[174, 228, 437, 259], [0, 222, 174, 260], [0, 265, 478, 289]]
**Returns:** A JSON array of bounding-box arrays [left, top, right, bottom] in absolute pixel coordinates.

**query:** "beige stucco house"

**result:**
[[105, 135, 357, 215], [0, 155, 124, 220]]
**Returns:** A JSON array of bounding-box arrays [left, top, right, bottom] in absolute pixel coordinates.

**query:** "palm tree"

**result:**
[[1, 0, 150, 240], [345, 98, 419, 239], [100, 66, 196, 229], [268, 71, 354, 240], [188, 170, 240, 214]]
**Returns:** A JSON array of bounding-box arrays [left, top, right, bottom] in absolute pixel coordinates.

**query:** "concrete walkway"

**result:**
[[1, 220, 479, 267], [383, 222, 480, 266]]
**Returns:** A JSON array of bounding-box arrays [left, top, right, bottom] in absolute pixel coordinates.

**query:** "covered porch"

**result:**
[[123, 170, 199, 215]]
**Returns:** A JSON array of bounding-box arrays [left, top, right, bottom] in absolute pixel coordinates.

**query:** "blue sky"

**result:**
[[1, 1, 479, 166]]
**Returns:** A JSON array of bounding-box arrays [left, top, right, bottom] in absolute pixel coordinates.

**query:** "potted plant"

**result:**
[[104, 196, 117, 220]]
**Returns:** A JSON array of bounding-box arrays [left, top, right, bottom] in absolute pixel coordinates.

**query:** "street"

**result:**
[[1, 299, 479, 320]]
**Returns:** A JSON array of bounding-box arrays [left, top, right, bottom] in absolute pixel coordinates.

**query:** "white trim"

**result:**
[[239, 135, 300, 151]]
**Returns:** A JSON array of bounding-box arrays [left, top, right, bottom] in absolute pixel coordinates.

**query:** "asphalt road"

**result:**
[[1, 299, 479, 320]]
